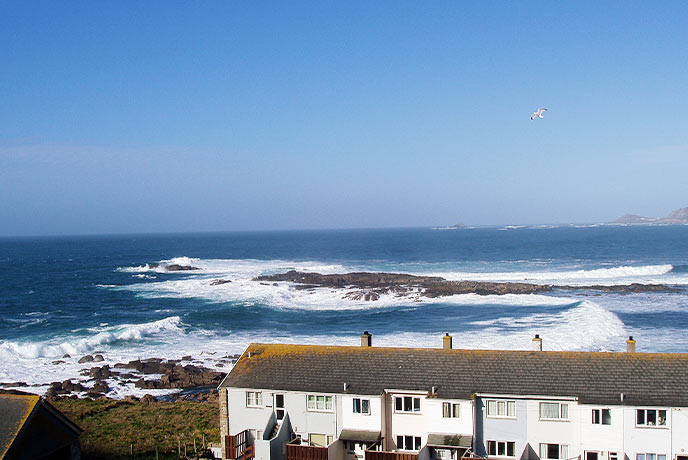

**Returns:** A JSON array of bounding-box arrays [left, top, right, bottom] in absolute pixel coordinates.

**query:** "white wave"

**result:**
[[0, 316, 183, 359], [427, 264, 679, 286]]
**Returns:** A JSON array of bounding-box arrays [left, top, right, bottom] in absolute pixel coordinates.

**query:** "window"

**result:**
[[609, 454, 618, 460], [353, 398, 371, 415], [395, 396, 421, 413], [636, 409, 667, 426], [246, 391, 262, 407], [487, 441, 516, 457], [486, 400, 515, 417], [637, 455, 666, 460], [442, 402, 460, 418], [592, 408, 611, 425], [396, 435, 422, 451], [539, 402, 568, 420], [307, 395, 333, 411], [539, 444, 568, 460], [309, 434, 333, 448]]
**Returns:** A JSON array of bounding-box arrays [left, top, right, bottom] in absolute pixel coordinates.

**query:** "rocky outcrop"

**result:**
[[113, 359, 225, 390], [166, 264, 200, 271], [255, 270, 681, 299], [210, 279, 232, 285]]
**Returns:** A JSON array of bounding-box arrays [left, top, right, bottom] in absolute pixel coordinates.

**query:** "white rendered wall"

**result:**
[[623, 407, 671, 459], [424, 399, 473, 438], [340, 395, 383, 432], [525, 399, 580, 458], [478, 398, 528, 459], [578, 405, 623, 455], [390, 393, 428, 450], [672, 408, 688, 458]]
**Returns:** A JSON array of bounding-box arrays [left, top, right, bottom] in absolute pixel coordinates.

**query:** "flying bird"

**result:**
[[530, 108, 547, 120]]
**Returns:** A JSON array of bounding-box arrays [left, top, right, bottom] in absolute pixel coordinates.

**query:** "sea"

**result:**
[[1, 225, 687, 398]]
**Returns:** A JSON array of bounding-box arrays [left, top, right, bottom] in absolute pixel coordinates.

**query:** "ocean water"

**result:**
[[1, 225, 687, 397]]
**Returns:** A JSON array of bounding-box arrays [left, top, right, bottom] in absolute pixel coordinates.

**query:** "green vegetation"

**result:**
[[53, 398, 219, 460]]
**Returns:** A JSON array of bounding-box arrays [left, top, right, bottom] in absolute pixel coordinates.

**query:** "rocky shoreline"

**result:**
[[0, 354, 235, 401], [254, 270, 681, 300]]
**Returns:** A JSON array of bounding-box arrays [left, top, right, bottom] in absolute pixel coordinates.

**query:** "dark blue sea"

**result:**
[[1, 225, 687, 396]]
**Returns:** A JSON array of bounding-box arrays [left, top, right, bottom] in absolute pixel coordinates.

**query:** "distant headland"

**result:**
[[612, 206, 688, 225]]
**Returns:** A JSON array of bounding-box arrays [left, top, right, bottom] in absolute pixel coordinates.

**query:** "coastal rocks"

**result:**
[[166, 264, 200, 271], [93, 354, 104, 362], [256, 270, 680, 298], [343, 291, 380, 301], [210, 279, 232, 286], [114, 359, 226, 390], [78, 355, 94, 364], [88, 365, 112, 380]]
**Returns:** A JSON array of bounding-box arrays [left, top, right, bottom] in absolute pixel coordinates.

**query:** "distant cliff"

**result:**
[[612, 207, 688, 224]]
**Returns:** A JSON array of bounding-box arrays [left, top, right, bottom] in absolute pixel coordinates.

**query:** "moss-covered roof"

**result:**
[[221, 343, 688, 406], [0, 394, 40, 460]]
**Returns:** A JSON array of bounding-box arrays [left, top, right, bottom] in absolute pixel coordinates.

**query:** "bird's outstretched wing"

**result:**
[[530, 113, 537, 120], [538, 108, 548, 114]]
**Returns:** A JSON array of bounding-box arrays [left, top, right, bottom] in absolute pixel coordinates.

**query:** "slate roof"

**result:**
[[220, 343, 688, 407], [0, 394, 40, 460]]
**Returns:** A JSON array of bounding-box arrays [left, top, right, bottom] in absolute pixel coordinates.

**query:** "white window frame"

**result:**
[[636, 454, 667, 460], [442, 402, 460, 418], [539, 402, 569, 421], [307, 394, 334, 412], [246, 391, 263, 407], [591, 408, 611, 425], [539, 443, 569, 460], [487, 440, 516, 457], [486, 399, 516, 418], [635, 409, 667, 427], [353, 397, 371, 415], [395, 396, 421, 413], [396, 435, 422, 451]]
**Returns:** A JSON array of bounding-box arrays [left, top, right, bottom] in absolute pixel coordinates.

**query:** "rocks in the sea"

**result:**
[[91, 380, 110, 394], [210, 279, 232, 286], [181, 355, 192, 361], [52, 360, 65, 365], [166, 264, 200, 271], [256, 270, 679, 298], [78, 354, 94, 364], [62, 354, 71, 358], [93, 354, 104, 362], [343, 291, 380, 301], [89, 365, 112, 380]]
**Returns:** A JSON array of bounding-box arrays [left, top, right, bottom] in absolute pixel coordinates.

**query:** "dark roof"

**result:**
[[0, 394, 39, 459], [0, 393, 83, 460], [220, 343, 688, 407], [426, 433, 472, 448], [338, 429, 381, 442]]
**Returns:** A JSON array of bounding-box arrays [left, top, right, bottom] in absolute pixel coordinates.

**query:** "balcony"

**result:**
[[225, 430, 255, 460], [365, 443, 418, 460], [287, 437, 328, 460]]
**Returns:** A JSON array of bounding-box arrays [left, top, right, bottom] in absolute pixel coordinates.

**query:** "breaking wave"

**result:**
[[0, 316, 183, 359]]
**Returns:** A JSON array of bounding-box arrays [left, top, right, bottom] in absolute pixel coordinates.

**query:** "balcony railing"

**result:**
[[287, 438, 328, 460], [365, 443, 418, 460], [226, 430, 255, 460]]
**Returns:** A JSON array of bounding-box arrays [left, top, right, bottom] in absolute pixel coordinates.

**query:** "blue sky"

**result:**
[[2, 2, 688, 236]]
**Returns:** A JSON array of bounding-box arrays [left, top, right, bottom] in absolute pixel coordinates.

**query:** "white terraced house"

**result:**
[[217, 332, 688, 460]]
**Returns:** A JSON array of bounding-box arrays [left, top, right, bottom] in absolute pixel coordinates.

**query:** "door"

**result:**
[[274, 393, 285, 420], [586, 452, 599, 460]]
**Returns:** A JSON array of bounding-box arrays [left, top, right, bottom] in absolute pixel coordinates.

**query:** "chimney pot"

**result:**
[[626, 336, 636, 353], [443, 333, 453, 350], [361, 331, 372, 347], [532, 334, 543, 351]]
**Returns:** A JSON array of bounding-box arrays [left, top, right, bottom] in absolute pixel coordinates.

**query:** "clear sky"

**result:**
[[2, 1, 688, 236]]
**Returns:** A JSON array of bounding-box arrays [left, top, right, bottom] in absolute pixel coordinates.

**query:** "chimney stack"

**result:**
[[443, 333, 453, 350], [361, 331, 372, 347], [626, 336, 636, 353], [532, 334, 543, 351]]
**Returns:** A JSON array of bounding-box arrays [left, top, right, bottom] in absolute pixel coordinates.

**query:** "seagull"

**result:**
[[531, 108, 547, 120]]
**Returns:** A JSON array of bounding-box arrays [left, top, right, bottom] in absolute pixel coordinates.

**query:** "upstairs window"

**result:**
[[395, 396, 421, 413], [636, 409, 667, 426], [353, 398, 371, 415], [539, 402, 568, 420], [487, 441, 515, 457], [442, 402, 460, 418], [486, 400, 516, 418], [307, 395, 333, 412], [592, 409, 611, 425], [636, 454, 666, 460], [246, 391, 263, 407]]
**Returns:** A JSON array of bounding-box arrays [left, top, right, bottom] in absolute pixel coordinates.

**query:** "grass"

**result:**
[[53, 398, 220, 459]]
